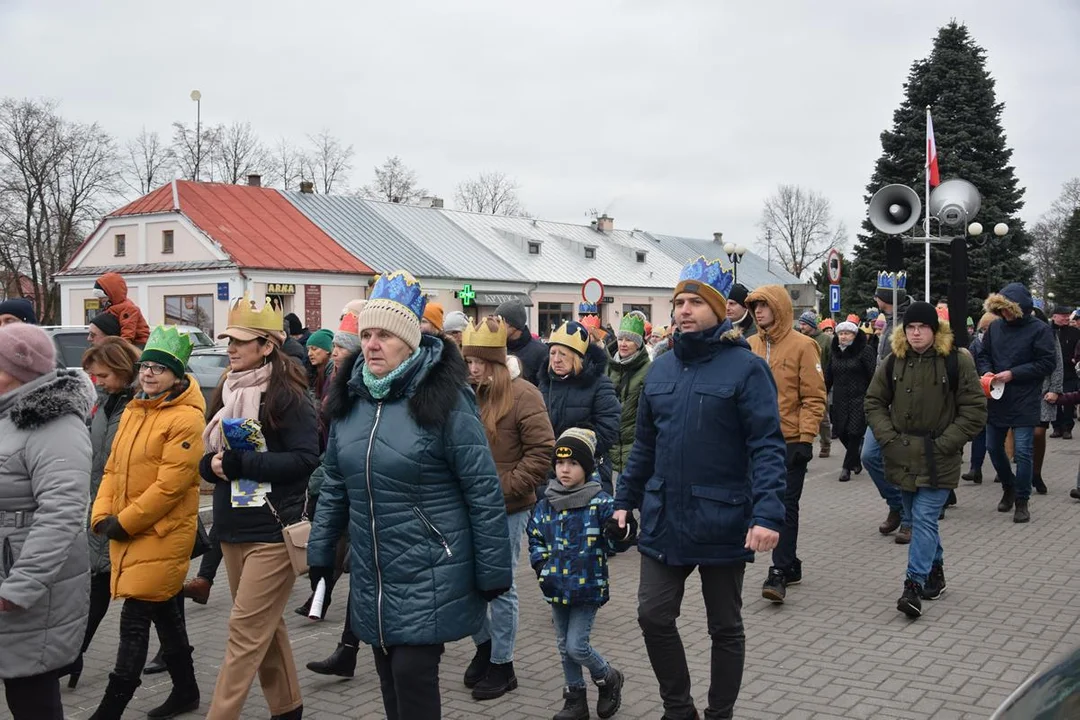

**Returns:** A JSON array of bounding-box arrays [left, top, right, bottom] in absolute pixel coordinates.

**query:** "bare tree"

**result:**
[[758, 184, 846, 278], [123, 127, 172, 195], [359, 155, 426, 204], [455, 171, 528, 216], [0, 98, 120, 323], [170, 121, 219, 181], [214, 121, 268, 184], [1029, 178, 1080, 298], [266, 137, 303, 191], [300, 129, 353, 194]]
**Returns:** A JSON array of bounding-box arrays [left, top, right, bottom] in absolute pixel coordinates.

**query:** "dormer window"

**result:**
[[528, 241, 541, 255], [585, 246, 596, 260], [636, 251, 646, 263]]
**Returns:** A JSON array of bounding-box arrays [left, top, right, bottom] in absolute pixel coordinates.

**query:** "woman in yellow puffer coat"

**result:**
[[89, 326, 205, 720]]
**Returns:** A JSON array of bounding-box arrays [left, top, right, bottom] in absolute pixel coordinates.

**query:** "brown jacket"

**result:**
[[492, 357, 555, 514], [746, 285, 827, 444]]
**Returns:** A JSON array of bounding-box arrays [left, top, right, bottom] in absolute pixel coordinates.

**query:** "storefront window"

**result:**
[[538, 302, 572, 337], [164, 294, 214, 337], [83, 298, 101, 324]]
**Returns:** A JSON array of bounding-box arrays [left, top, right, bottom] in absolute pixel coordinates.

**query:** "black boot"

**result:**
[[1013, 498, 1031, 523], [463, 639, 491, 688], [839, 468, 851, 482], [306, 643, 358, 678], [472, 660, 518, 700], [897, 580, 923, 619], [997, 487, 1015, 512], [57, 653, 83, 689], [962, 469, 982, 484], [595, 667, 624, 719], [270, 707, 303, 720], [1033, 475, 1048, 495], [146, 648, 200, 719], [88, 673, 141, 720], [144, 646, 167, 675], [553, 687, 589, 720], [946, 489, 957, 507]]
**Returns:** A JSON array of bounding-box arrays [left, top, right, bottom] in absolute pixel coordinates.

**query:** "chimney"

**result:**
[[247, 174, 262, 187], [299, 181, 314, 194], [596, 214, 614, 233], [713, 232, 724, 244]]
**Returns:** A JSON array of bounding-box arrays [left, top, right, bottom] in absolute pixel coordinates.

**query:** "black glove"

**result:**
[[603, 513, 637, 542], [789, 442, 813, 467], [309, 565, 336, 592], [95, 515, 130, 541], [532, 561, 545, 578], [479, 587, 511, 602]]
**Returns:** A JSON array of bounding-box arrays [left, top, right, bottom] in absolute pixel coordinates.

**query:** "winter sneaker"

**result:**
[[819, 446, 830, 458], [762, 567, 787, 603], [463, 639, 491, 688], [1064, 431, 1073, 440], [786, 559, 802, 586], [962, 469, 982, 484], [1013, 498, 1030, 524], [879, 510, 901, 535], [1070, 488, 1080, 500], [471, 661, 518, 700], [998, 488, 1016, 512], [595, 667, 624, 719], [839, 469, 851, 482], [553, 687, 590, 720], [897, 580, 923, 618], [1033, 476, 1048, 495], [894, 526, 912, 545], [922, 563, 946, 600], [306, 643, 358, 678]]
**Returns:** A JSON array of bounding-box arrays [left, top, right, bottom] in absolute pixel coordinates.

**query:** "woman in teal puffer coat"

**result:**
[[307, 271, 512, 720]]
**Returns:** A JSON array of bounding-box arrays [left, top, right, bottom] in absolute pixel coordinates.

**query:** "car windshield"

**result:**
[[185, 330, 215, 348], [187, 353, 230, 372], [53, 332, 90, 368]]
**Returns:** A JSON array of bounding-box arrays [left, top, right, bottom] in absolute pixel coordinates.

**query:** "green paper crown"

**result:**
[[145, 325, 194, 367], [619, 314, 646, 338]]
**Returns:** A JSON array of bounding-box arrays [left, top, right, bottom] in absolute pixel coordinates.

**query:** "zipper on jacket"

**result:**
[[412, 506, 453, 558], [365, 402, 387, 654]]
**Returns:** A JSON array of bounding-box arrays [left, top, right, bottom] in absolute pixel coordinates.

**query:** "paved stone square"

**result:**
[[10, 438, 1080, 719]]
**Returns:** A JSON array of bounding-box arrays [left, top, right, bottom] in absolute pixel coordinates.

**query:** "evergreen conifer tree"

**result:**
[[848, 21, 1031, 320], [1048, 207, 1080, 307]]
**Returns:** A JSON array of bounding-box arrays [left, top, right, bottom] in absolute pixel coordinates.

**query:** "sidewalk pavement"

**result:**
[[13, 437, 1080, 719]]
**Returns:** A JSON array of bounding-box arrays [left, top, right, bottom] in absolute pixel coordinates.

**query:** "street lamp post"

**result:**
[[723, 242, 748, 283], [190, 90, 202, 181]]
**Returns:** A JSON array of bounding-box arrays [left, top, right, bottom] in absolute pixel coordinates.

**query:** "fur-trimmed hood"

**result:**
[[0, 370, 96, 431], [327, 333, 469, 430], [538, 341, 609, 391], [890, 321, 955, 359], [984, 282, 1032, 322]]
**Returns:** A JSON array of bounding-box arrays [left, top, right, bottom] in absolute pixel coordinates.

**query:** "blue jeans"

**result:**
[[862, 427, 911, 527], [473, 509, 529, 664], [551, 604, 609, 689], [968, 428, 986, 473], [900, 488, 950, 585], [986, 424, 1034, 500]]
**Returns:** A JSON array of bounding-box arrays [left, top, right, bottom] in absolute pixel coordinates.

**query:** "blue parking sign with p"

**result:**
[[829, 284, 840, 313]]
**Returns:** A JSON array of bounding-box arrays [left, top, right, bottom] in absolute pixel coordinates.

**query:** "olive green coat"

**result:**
[[864, 324, 986, 491], [605, 346, 651, 472]]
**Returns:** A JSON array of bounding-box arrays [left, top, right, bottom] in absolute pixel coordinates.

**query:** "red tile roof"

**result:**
[[108, 181, 373, 274]]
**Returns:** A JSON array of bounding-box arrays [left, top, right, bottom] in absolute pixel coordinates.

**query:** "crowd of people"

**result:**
[[0, 256, 1075, 720]]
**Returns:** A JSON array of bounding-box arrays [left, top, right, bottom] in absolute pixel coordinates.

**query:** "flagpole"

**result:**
[[924, 105, 932, 301]]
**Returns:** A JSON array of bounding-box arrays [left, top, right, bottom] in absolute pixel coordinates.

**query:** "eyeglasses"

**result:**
[[137, 362, 170, 376]]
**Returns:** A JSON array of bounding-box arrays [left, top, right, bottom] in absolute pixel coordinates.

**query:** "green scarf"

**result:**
[[362, 350, 419, 400]]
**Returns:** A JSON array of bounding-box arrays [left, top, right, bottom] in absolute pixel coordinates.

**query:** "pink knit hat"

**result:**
[[0, 324, 56, 384]]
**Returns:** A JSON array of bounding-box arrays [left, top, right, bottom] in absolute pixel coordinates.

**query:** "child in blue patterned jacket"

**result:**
[[528, 426, 637, 720]]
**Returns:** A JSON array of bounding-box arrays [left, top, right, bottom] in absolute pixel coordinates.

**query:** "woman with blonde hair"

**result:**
[[461, 317, 554, 700]]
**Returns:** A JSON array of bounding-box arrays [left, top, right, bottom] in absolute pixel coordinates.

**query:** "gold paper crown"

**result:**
[[227, 293, 285, 333], [462, 317, 507, 349]]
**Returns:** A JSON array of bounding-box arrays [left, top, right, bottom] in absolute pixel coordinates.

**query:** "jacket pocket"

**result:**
[[639, 476, 666, 538], [412, 506, 453, 559], [688, 485, 749, 545], [693, 385, 735, 435]]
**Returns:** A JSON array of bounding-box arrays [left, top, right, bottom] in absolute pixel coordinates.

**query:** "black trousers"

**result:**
[[638, 554, 745, 720], [340, 595, 358, 647], [837, 431, 864, 472], [772, 443, 809, 573], [3, 671, 62, 720], [197, 521, 224, 583], [371, 643, 444, 720], [1055, 377, 1078, 431], [114, 595, 191, 681], [82, 571, 112, 653]]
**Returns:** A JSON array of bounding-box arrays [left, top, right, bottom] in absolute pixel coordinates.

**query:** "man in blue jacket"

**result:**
[[614, 256, 787, 720], [976, 282, 1057, 523]]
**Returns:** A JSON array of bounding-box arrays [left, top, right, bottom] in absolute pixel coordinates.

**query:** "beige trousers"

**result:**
[[206, 542, 302, 719]]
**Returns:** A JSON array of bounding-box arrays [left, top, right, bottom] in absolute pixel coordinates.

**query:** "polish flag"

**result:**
[[926, 111, 940, 187]]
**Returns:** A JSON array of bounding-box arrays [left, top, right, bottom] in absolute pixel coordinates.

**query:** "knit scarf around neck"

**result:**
[[203, 364, 273, 452], [545, 478, 602, 511], [362, 349, 419, 400]]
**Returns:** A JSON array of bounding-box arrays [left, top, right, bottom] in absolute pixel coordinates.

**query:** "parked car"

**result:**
[[187, 347, 229, 405], [175, 324, 217, 349], [40, 326, 92, 371], [992, 646, 1080, 719]]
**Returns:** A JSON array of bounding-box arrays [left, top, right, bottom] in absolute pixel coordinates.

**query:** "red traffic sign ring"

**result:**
[[582, 278, 605, 304]]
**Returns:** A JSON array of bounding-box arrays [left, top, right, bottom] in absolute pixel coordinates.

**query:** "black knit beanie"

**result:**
[[903, 301, 939, 333]]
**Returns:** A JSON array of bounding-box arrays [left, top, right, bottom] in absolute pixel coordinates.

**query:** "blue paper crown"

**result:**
[[876, 271, 907, 291], [678, 257, 735, 300], [369, 270, 427, 319]]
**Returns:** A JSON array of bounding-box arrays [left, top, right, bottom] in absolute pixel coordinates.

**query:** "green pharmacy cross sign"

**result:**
[[457, 283, 476, 307]]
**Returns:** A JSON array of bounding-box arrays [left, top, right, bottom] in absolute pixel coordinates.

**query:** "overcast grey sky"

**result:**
[[2, 0, 1077, 259]]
